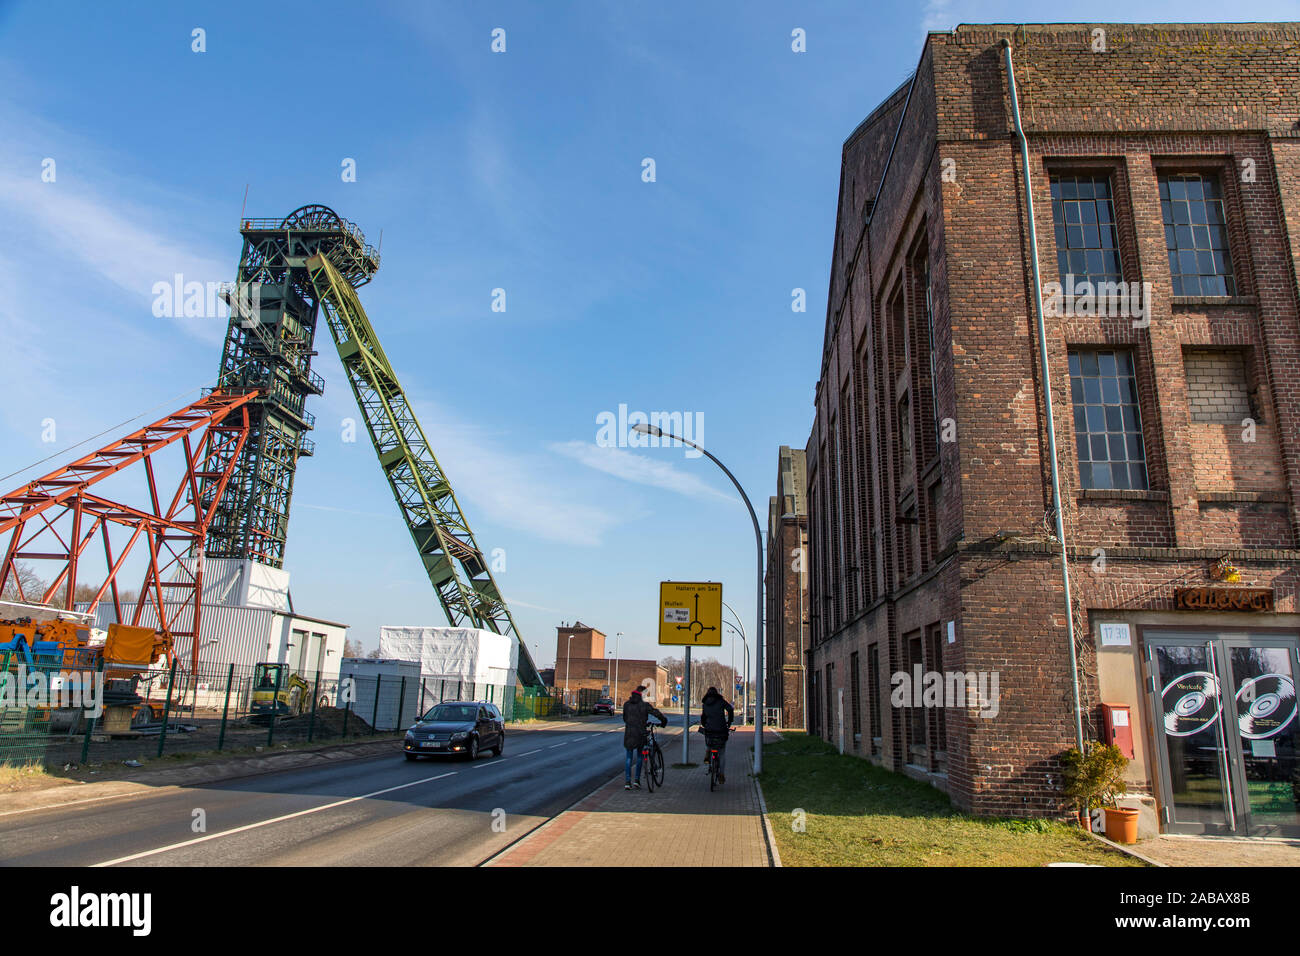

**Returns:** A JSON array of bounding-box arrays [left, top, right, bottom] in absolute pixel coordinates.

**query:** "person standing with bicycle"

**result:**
[[699, 686, 734, 784], [622, 685, 666, 790]]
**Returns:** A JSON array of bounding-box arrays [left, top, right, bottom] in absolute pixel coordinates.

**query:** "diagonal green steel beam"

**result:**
[[305, 254, 542, 689]]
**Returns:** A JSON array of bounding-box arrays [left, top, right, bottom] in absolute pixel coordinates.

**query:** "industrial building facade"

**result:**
[[553, 621, 668, 708], [765, 446, 809, 729], [804, 23, 1300, 836]]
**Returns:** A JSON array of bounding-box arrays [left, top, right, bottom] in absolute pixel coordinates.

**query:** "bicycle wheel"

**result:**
[[709, 752, 717, 791], [651, 743, 665, 787], [643, 746, 655, 792]]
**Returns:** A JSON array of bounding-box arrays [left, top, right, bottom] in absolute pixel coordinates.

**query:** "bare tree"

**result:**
[[343, 638, 365, 658], [1, 561, 46, 605], [659, 655, 738, 705]]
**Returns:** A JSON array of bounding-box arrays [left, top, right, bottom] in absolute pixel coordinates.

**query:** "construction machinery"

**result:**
[[210, 206, 543, 689], [249, 662, 319, 719], [0, 609, 174, 734]]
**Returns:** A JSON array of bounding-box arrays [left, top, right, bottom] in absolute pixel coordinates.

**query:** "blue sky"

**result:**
[[0, 0, 1293, 671]]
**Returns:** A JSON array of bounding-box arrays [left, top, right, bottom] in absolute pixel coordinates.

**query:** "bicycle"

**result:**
[[641, 721, 666, 792], [703, 725, 732, 791]]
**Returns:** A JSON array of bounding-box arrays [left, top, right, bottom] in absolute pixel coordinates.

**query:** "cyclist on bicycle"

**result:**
[[623, 685, 667, 790], [698, 686, 735, 784]]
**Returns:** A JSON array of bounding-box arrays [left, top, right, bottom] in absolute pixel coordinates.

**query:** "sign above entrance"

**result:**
[[1174, 587, 1274, 612], [658, 581, 723, 646]]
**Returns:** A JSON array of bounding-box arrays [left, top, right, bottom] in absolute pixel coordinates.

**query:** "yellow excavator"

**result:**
[[250, 662, 314, 719]]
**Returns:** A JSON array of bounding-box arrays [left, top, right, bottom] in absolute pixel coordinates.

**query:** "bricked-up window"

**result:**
[[854, 345, 876, 606], [838, 389, 857, 617], [1184, 349, 1255, 423], [809, 668, 821, 736], [926, 624, 947, 769], [825, 662, 835, 743], [1069, 350, 1148, 491], [927, 480, 943, 564], [1160, 173, 1236, 297], [806, 478, 818, 644], [849, 651, 861, 750], [906, 633, 926, 765], [867, 644, 881, 754], [1050, 174, 1122, 284], [898, 390, 913, 484]]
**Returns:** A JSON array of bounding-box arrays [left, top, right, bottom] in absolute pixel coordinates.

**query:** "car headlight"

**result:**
[[451, 731, 469, 741], [404, 732, 415, 741]]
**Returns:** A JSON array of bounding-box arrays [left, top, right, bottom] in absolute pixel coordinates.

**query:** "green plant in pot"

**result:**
[[1059, 741, 1132, 837]]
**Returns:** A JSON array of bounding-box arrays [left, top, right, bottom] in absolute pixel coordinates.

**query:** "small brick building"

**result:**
[[804, 23, 1300, 838], [765, 446, 809, 729], [553, 621, 668, 707]]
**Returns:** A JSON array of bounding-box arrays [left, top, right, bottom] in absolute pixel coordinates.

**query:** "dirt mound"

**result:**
[[306, 706, 373, 737]]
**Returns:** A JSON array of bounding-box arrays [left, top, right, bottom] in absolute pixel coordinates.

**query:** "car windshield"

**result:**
[[598, 698, 613, 705], [421, 704, 478, 722]]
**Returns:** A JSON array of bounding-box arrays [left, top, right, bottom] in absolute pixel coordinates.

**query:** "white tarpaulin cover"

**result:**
[[379, 626, 518, 687], [195, 558, 291, 611], [243, 561, 290, 611]]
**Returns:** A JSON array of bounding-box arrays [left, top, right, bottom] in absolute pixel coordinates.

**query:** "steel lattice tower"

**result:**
[[207, 205, 542, 688], [207, 205, 379, 566]]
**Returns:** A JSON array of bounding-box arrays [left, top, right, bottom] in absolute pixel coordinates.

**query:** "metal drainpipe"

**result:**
[[1002, 38, 1084, 753]]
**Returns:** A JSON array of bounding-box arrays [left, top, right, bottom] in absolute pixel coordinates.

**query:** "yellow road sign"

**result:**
[[658, 581, 723, 646]]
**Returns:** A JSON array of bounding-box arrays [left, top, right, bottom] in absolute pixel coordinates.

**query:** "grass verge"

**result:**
[[0, 761, 50, 793], [757, 733, 1143, 867]]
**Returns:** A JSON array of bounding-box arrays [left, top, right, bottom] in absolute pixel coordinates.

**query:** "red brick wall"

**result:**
[[806, 22, 1300, 816]]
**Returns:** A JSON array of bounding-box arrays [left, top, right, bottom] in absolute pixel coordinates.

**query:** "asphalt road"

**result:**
[[0, 715, 675, 867]]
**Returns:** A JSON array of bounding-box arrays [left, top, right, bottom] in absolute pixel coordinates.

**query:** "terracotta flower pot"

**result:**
[[1104, 806, 1140, 844]]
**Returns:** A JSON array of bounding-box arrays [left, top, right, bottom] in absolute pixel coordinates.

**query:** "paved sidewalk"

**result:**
[[1134, 834, 1300, 867], [487, 727, 773, 867]]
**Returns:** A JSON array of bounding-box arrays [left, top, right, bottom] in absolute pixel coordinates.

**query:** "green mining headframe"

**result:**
[[211, 205, 542, 689], [208, 205, 379, 566]]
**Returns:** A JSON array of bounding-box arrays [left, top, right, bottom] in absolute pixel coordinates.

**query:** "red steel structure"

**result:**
[[0, 389, 255, 670]]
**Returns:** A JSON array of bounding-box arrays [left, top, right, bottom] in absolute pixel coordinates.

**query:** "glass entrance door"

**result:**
[[1222, 640, 1300, 837], [1147, 631, 1300, 837], [1148, 639, 1235, 833]]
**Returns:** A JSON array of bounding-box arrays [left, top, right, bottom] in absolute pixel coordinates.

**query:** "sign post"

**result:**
[[683, 646, 691, 764], [658, 581, 723, 765]]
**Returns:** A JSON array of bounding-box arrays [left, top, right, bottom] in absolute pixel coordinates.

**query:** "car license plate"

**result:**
[[420, 741, 442, 749]]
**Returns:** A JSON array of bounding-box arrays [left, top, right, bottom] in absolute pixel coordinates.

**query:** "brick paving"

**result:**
[[486, 727, 773, 867], [1135, 835, 1300, 867]]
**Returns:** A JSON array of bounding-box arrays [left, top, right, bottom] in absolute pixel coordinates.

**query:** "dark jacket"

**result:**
[[623, 692, 667, 750], [699, 689, 734, 737]]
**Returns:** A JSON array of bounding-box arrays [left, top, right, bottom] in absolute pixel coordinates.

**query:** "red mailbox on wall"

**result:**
[[1101, 703, 1134, 760]]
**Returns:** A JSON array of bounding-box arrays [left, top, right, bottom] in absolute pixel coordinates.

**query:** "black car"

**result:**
[[592, 697, 615, 715], [403, 700, 504, 761]]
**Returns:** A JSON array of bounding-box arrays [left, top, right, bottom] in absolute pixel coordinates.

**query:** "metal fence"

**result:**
[[0, 656, 568, 769]]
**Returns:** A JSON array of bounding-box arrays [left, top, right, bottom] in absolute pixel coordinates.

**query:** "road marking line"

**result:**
[[516, 749, 542, 757], [547, 743, 568, 749], [90, 771, 459, 867], [0, 789, 164, 819]]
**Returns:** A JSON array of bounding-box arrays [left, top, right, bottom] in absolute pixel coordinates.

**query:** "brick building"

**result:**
[[804, 23, 1300, 838], [553, 621, 668, 707], [765, 446, 809, 729]]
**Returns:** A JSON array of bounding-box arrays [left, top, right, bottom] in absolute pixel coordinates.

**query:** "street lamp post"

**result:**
[[723, 600, 750, 725], [725, 620, 749, 726], [614, 631, 622, 702], [564, 634, 574, 711], [632, 422, 765, 774]]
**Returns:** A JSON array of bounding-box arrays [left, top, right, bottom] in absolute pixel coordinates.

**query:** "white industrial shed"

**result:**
[[80, 558, 348, 679], [379, 627, 518, 686]]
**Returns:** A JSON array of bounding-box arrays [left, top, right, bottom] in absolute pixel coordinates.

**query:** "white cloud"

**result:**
[[0, 168, 229, 346], [549, 440, 732, 502]]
